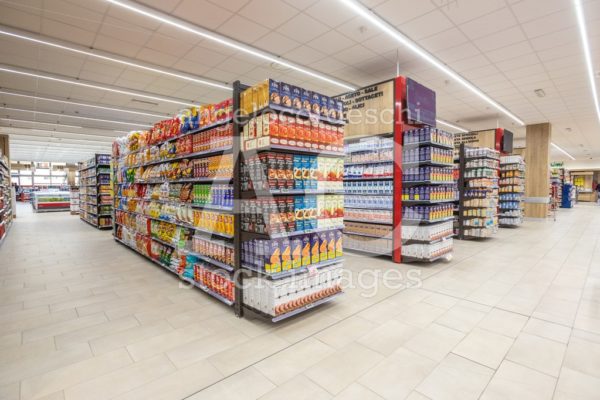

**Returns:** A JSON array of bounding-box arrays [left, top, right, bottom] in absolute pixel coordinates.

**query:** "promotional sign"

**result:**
[[339, 80, 395, 139]]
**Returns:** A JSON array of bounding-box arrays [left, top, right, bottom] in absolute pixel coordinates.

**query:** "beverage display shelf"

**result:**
[[242, 258, 343, 280], [344, 176, 393, 181], [242, 103, 345, 126], [240, 225, 345, 240], [462, 215, 498, 219], [345, 146, 394, 155], [402, 161, 454, 168], [114, 236, 234, 307], [464, 166, 498, 171], [244, 292, 343, 323], [122, 146, 232, 169], [116, 209, 234, 239], [465, 155, 500, 161]]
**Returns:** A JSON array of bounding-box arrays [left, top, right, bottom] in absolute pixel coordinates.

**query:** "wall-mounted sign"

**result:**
[[550, 161, 564, 168]]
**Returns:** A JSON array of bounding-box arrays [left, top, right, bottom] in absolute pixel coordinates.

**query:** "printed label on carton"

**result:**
[[291, 86, 302, 110], [310, 92, 321, 115], [301, 89, 311, 113], [280, 83, 292, 108], [268, 79, 281, 106]]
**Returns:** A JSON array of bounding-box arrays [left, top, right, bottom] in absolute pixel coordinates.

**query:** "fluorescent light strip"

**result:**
[[0, 117, 82, 129], [0, 90, 168, 119], [105, 0, 355, 91], [574, 0, 600, 125], [338, 0, 525, 126], [0, 27, 230, 91], [0, 66, 195, 107], [551, 142, 575, 160], [3, 127, 118, 140], [436, 119, 468, 133], [2, 106, 152, 128]]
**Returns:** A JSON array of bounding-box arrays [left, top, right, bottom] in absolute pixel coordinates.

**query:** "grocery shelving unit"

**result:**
[[0, 155, 13, 246], [499, 155, 525, 227], [401, 128, 456, 262], [32, 191, 71, 212], [79, 154, 113, 229], [456, 144, 500, 239], [112, 79, 348, 321], [236, 80, 346, 321], [69, 187, 80, 215], [341, 77, 455, 263]]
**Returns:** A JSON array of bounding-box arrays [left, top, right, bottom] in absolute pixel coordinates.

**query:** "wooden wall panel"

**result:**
[[340, 80, 395, 139], [524, 123, 551, 218], [0, 134, 9, 160]]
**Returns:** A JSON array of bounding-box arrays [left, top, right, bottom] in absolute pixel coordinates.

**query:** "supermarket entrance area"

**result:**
[[0, 204, 598, 399]]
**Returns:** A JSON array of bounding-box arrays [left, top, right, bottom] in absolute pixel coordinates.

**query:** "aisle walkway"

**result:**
[[0, 203, 599, 400]]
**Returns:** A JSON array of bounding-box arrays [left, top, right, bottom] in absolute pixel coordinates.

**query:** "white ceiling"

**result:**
[[0, 0, 598, 163]]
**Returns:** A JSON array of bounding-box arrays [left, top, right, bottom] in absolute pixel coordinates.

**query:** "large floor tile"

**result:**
[[452, 328, 514, 369], [505, 333, 566, 377], [480, 360, 556, 400]]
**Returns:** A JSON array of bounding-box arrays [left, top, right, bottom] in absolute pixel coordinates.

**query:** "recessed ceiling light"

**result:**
[[574, 0, 600, 125], [534, 89, 546, 98], [270, 62, 292, 72], [0, 65, 196, 107], [551, 142, 576, 160], [105, 0, 355, 91], [337, 0, 525, 126], [436, 119, 468, 133]]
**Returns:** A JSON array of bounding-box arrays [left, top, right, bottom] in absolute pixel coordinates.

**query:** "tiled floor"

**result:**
[[0, 202, 599, 400]]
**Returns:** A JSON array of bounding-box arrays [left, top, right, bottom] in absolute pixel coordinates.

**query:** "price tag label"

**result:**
[[307, 265, 318, 277]]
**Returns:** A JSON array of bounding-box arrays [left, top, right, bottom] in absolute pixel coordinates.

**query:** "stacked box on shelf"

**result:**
[[401, 127, 456, 262], [112, 98, 237, 307], [457, 145, 500, 239], [79, 154, 113, 229], [0, 155, 13, 244], [342, 135, 394, 255], [499, 155, 525, 227], [238, 79, 345, 320], [69, 187, 80, 215]]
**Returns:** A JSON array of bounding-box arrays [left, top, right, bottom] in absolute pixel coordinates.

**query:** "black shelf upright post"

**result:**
[[232, 80, 246, 318], [457, 143, 466, 240]]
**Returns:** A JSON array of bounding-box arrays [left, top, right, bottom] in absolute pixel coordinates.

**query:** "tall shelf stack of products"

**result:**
[[79, 154, 113, 229], [32, 191, 71, 212], [112, 79, 345, 321], [343, 134, 394, 256], [550, 166, 562, 209], [0, 155, 12, 244], [69, 187, 80, 215], [499, 155, 525, 227], [238, 79, 345, 321], [113, 99, 237, 307], [401, 128, 456, 261], [457, 145, 500, 239]]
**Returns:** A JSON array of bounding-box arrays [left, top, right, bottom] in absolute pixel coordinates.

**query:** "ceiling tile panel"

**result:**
[[438, 0, 505, 25], [277, 13, 330, 43], [373, 0, 437, 25], [216, 15, 269, 43], [472, 26, 527, 52], [303, 1, 357, 28], [399, 10, 454, 40], [252, 31, 301, 55], [458, 7, 518, 40], [238, 0, 298, 29]]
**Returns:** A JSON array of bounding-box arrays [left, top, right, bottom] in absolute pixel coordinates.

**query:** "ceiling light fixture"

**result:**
[[1, 106, 152, 128], [0, 117, 82, 129], [0, 26, 231, 91], [551, 142, 576, 160], [104, 0, 355, 91], [0, 65, 195, 107], [436, 119, 468, 133], [574, 0, 600, 125], [338, 0, 525, 126], [0, 90, 168, 118]]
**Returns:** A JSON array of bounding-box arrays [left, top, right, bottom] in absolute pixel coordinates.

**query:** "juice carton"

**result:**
[[319, 232, 328, 262], [301, 234, 311, 266], [327, 230, 336, 260], [310, 92, 321, 115], [291, 86, 302, 110], [280, 82, 293, 109], [301, 89, 311, 113], [293, 155, 303, 190], [294, 196, 304, 232], [311, 233, 320, 264], [281, 238, 291, 271], [335, 230, 343, 258], [291, 237, 302, 269]]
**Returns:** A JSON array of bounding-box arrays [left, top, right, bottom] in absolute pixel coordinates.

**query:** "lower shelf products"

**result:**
[[243, 263, 343, 317]]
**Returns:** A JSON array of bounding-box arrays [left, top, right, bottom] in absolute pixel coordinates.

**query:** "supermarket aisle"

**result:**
[[0, 205, 599, 400]]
